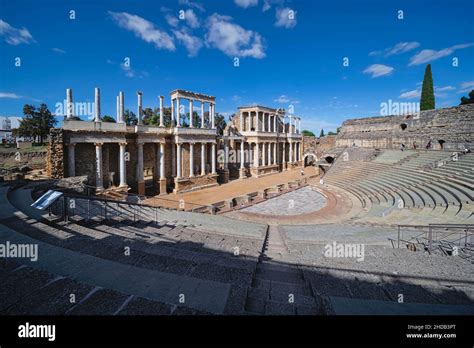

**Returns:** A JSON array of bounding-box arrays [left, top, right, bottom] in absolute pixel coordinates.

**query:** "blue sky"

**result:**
[[1, 0, 473, 133]]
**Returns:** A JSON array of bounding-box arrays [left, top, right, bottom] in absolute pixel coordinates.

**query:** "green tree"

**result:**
[[460, 90, 474, 105], [215, 113, 227, 136], [13, 104, 56, 145], [319, 129, 325, 137], [302, 130, 315, 137], [420, 64, 435, 111], [124, 110, 137, 126], [101, 115, 116, 123]]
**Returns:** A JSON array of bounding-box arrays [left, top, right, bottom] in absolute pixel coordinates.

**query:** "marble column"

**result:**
[[282, 142, 286, 168], [240, 141, 245, 169], [159, 96, 164, 127], [201, 143, 206, 176], [201, 102, 205, 128], [253, 143, 259, 168], [118, 143, 127, 188], [211, 143, 216, 174], [224, 139, 229, 170], [172, 142, 176, 176], [66, 88, 73, 120], [95, 142, 103, 191], [137, 91, 143, 125], [67, 143, 75, 177], [289, 142, 293, 162], [158, 142, 166, 195], [189, 143, 195, 177], [176, 143, 182, 178], [273, 142, 277, 165], [137, 143, 145, 194], [267, 114, 271, 133], [267, 142, 271, 165], [189, 99, 194, 128], [171, 98, 175, 126], [116, 96, 120, 122], [211, 103, 215, 129], [262, 143, 266, 166], [119, 91, 124, 124], [94, 88, 100, 122], [273, 115, 276, 133], [176, 98, 181, 127]]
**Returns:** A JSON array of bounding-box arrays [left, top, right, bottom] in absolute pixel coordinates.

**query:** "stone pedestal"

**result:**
[[239, 168, 247, 179], [159, 178, 167, 195]]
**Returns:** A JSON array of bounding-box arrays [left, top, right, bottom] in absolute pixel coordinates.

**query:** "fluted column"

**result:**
[[94, 88, 100, 122], [282, 142, 286, 166], [137, 91, 143, 125], [267, 114, 271, 133], [201, 102, 205, 128], [240, 141, 245, 169], [189, 99, 194, 128], [273, 115, 276, 133], [67, 144, 75, 177], [211, 143, 216, 174], [289, 142, 293, 162], [253, 143, 259, 168], [95, 142, 103, 191], [171, 98, 175, 126], [189, 143, 195, 177], [176, 97, 181, 127], [201, 143, 206, 176], [119, 142, 127, 187], [267, 142, 271, 165], [262, 143, 266, 166], [176, 143, 182, 178], [273, 142, 277, 165], [159, 96, 164, 127], [159, 143, 165, 179]]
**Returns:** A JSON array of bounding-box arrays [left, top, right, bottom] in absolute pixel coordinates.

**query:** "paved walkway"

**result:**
[[144, 166, 319, 209]]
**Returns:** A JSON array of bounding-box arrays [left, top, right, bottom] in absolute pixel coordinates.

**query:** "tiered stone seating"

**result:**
[[324, 150, 474, 224], [0, 185, 267, 314]]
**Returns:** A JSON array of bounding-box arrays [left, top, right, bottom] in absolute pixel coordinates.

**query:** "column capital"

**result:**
[[94, 142, 103, 147]]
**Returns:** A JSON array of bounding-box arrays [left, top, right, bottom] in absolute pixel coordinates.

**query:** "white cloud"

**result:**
[[0, 19, 34, 45], [173, 29, 203, 57], [274, 95, 290, 103], [109, 11, 175, 51], [435, 86, 455, 92], [408, 43, 473, 66], [363, 64, 394, 78], [399, 89, 420, 99], [120, 63, 135, 78], [459, 81, 474, 93], [178, 0, 205, 12], [165, 14, 179, 27], [0, 92, 22, 99], [234, 0, 259, 8], [369, 41, 420, 57], [184, 9, 200, 28], [52, 47, 66, 54], [275, 7, 297, 28], [205, 14, 265, 59]]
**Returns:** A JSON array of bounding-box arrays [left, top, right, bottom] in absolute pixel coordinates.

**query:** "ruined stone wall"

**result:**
[[302, 135, 336, 160], [336, 104, 474, 150], [46, 128, 64, 179]]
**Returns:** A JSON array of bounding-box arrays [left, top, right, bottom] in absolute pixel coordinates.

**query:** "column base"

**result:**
[[138, 181, 145, 195], [95, 186, 104, 194], [239, 168, 247, 179], [159, 178, 167, 195]]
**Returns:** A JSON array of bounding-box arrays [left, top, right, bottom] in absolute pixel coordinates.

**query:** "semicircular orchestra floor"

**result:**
[[240, 186, 327, 216]]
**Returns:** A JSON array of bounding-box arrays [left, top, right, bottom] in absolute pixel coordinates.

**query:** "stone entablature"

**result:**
[[336, 104, 474, 150]]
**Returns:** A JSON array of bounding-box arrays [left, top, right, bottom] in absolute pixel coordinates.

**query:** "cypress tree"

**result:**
[[420, 64, 435, 111]]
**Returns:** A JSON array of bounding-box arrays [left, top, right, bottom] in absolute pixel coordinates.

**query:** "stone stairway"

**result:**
[[243, 225, 322, 315]]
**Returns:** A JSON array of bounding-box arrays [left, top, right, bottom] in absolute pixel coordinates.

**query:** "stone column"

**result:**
[[282, 142, 287, 169], [119, 91, 124, 124], [159, 142, 166, 195], [176, 98, 181, 127], [289, 142, 293, 162], [211, 103, 215, 129], [172, 142, 176, 176], [201, 143, 206, 176], [137, 91, 143, 126], [171, 98, 175, 126], [262, 143, 266, 166], [253, 143, 259, 168], [239, 141, 245, 179], [201, 102, 205, 128], [116, 96, 120, 122], [273, 115, 276, 133], [267, 114, 271, 133], [247, 112, 251, 131], [267, 143, 272, 166], [224, 139, 229, 170], [95, 143, 104, 192], [159, 96, 164, 127], [94, 88, 100, 122], [273, 142, 277, 165], [189, 99, 194, 128], [240, 112, 244, 132], [211, 143, 216, 174], [255, 111, 259, 131], [137, 143, 145, 195], [66, 88, 73, 120], [189, 143, 195, 177], [118, 143, 127, 188], [176, 143, 182, 178], [67, 143, 75, 177]]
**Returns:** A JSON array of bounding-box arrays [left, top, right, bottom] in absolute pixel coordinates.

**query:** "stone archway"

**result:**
[[303, 152, 318, 167]]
